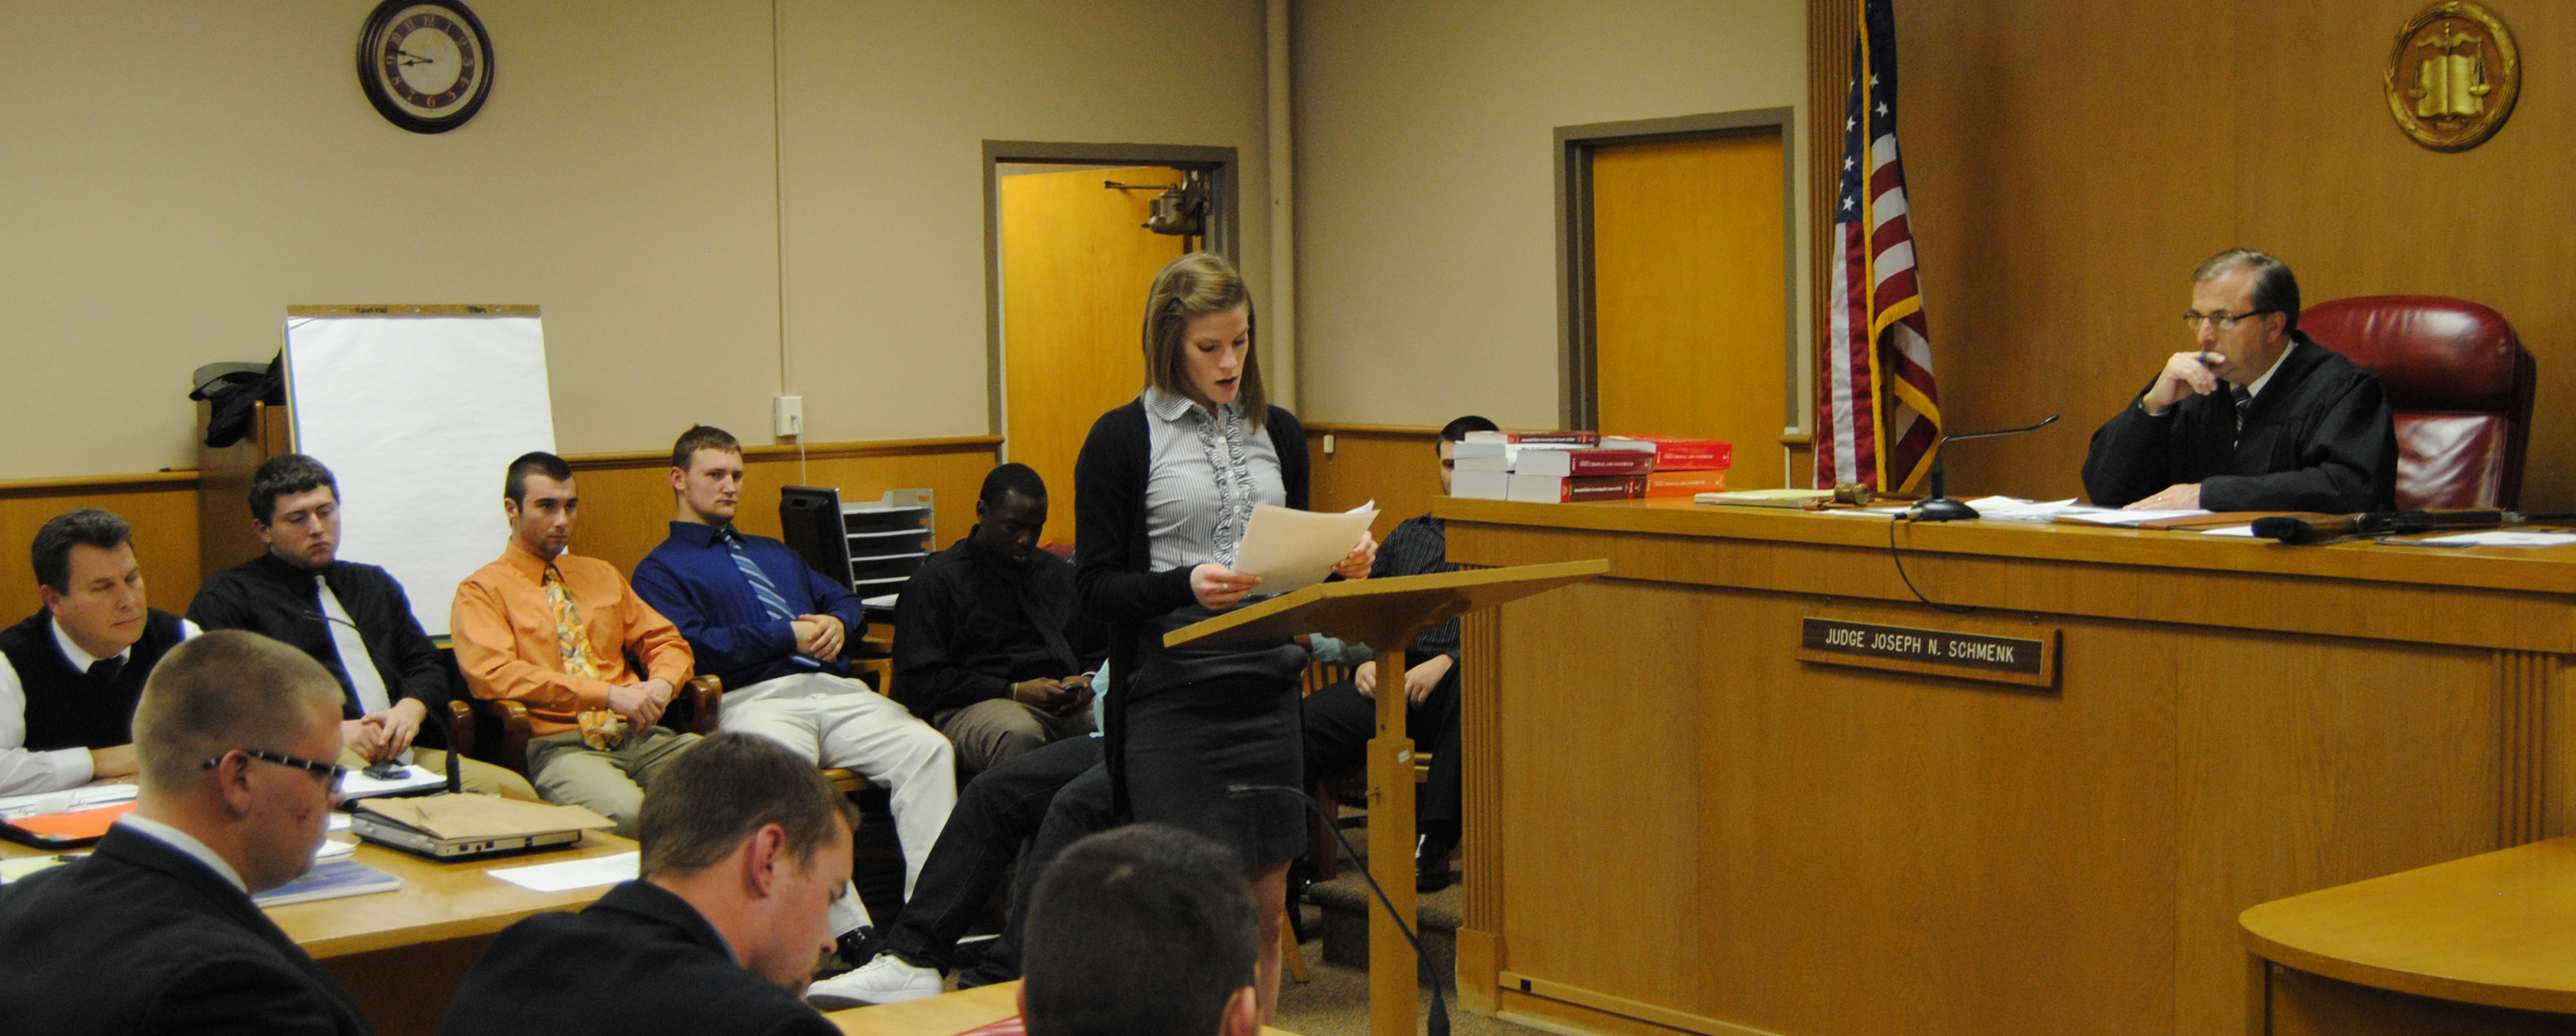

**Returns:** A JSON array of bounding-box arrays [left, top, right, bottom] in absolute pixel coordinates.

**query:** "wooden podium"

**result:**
[[1168, 558, 1607, 1036]]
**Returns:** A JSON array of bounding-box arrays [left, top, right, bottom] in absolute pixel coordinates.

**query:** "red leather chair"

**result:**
[[2299, 296, 2535, 510]]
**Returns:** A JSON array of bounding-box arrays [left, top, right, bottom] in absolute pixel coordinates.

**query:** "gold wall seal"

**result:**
[[2385, 2, 2520, 151]]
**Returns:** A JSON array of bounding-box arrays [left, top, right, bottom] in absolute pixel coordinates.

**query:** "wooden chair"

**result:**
[[1299, 661, 1432, 881]]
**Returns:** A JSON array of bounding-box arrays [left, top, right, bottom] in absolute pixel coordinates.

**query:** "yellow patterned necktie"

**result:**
[[543, 564, 627, 749]]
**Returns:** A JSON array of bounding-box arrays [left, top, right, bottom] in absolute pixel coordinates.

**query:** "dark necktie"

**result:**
[[86, 656, 122, 684], [2229, 385, 2253, 449]]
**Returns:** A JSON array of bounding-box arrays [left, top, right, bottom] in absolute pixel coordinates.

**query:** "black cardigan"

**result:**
[[1073, 399, 1308, 812]]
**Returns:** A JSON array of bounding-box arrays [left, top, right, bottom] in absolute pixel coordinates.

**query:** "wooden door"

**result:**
[[1592, 134, 1789, 488], [1000, 166, 1187, 547]]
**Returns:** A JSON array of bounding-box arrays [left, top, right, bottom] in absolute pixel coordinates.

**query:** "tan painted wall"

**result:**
[[1291, 1, 1809, 431], [1, 0, 1267, 479]]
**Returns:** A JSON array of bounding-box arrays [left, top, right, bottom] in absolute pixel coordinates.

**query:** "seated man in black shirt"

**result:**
[[1301, 415, 1487, 892], [437, 732, 853, 1036], [893, 463, 1102, 776], [189, 454, 535, 799], [0, 508, 197, 795], [2082, 249, 2396, 512]]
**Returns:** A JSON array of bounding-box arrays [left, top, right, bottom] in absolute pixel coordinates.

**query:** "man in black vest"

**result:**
[[0, 629, 375, 1034], [2082, 249, 2397, 512], [189, 454, 536, 799], [437, 732, 849, 1036], [0, 508, 197, 796]]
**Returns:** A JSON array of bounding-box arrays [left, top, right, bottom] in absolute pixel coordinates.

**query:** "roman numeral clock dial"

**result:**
[[357, 0, 494, 134]]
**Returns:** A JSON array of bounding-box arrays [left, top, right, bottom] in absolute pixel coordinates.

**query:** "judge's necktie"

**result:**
[[543, 564, 625, 749], [2230, 385, 2253, 449]]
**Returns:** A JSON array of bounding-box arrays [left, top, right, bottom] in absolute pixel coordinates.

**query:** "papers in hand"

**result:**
[[1230, 502, 1377, 597], [489, 850, 640, 892]]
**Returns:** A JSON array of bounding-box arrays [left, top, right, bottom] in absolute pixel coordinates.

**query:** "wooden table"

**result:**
[[2241, 835, 2576, 1034], [1438, 496, 2574, 1036], [4, 824, 635, 1035], [827, 981, 1304, 1036]]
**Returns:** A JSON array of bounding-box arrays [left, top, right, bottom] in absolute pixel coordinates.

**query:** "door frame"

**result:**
[[1555, 108, 1798, 432], [982, 141, 1242, 438]]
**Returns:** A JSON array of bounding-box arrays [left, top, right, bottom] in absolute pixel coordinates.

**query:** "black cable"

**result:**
[[1887, 515, 1976, 614], [1230, 783, 1450, 1036]]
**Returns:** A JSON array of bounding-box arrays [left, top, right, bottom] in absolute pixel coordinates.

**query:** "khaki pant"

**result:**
[[524, 727, 702, 836], [335, 746, 541, 802], [936, 697, 1095, 777]]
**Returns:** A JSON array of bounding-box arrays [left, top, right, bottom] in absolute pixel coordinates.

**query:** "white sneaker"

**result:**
[[807, 953, 944, 1008]]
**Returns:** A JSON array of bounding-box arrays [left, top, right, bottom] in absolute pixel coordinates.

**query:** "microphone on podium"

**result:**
[[1230, 783, 1449, 1036], [1905, 414, 2062, 522]]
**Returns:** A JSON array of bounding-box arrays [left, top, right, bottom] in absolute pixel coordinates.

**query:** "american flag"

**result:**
[[1819, 0, 1940, 493]]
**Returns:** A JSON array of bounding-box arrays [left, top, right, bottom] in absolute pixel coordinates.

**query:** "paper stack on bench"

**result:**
[[1450, 431, 1732, 503]]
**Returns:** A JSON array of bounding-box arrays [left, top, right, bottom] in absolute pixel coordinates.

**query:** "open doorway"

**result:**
[[983, 143, 1239, 548]]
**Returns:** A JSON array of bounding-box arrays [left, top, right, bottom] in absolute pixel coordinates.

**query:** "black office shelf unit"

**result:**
[[779, 486, 934, 616]]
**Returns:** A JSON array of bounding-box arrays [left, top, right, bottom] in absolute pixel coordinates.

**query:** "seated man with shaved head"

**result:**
[[0, 630, 373, 1035]]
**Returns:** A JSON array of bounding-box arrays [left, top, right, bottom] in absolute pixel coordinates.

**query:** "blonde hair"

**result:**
[[1141, 252, 1266, 430], [132, 631, 344, 793]]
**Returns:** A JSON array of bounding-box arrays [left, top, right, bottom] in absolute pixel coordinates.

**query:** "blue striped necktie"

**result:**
[[725, 529, 797, 622]]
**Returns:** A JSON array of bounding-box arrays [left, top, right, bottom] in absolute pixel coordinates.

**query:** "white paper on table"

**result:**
[[328, 812, 352, 833], [316, 837, 358, 861], [1965, 497, 2079, 522], [1815, 505, 1914, 516], [339, 765, 446, 799], [2416, 530, 2576, 547], [1230, 502, 1378, 596], [488, 851, 640, 892], [0, 782, 138, 820], [2197, 525, 2260, 537], [2054, 506, 2213, 527]]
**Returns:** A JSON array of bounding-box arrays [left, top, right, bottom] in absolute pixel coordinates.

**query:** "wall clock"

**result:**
[[357, 0, 495, 134]]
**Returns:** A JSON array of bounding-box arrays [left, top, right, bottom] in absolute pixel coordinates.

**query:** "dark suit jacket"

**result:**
[[2082, 333, 2399, 512], [0, 824, 375, 1035], [437, 879, 838, 1036]]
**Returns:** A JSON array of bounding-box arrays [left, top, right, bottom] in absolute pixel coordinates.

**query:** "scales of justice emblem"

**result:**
[[2384, 1, 2520, 151]]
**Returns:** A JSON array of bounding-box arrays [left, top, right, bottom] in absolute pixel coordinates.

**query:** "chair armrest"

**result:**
[[469, 698, 534, 776], [444, 699, 478, 761], [820, 768, 867, 794], [682, 676, 723, 734]]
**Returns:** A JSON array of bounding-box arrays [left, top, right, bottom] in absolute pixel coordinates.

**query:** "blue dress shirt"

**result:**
[[632, 521, 870, 691]]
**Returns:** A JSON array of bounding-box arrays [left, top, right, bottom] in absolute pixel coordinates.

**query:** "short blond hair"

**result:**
[[1141, 252, 1266, 431], [132, 631, 344, 792]]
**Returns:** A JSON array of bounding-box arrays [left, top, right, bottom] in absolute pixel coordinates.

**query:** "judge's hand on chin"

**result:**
[[2125, 483, 2202, 511]]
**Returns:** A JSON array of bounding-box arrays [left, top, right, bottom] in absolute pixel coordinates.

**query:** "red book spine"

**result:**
[[1562, 476, 1647, 501], [1561, 449, 1657, 476], [1643, 470, 1728, 498], [1643, 438, 1734, 471]]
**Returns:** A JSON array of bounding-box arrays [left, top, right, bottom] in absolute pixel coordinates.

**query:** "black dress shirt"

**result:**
[[893, 533, 1104, 719], [437, 879, 839, 1036], [188, 552, 454, 721], [1373, 514, 1461, 671], [0, 825, 376, 1035], [2082, 333, 2399, 511]]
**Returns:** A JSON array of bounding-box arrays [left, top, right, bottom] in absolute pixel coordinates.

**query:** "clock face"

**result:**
[[358, 0, 494, 133]]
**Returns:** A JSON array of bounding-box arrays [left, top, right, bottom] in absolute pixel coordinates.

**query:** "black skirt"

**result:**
[[1119, 608, 1310, 868]]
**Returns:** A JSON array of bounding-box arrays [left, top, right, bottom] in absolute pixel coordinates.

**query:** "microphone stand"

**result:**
[[307, 609, 463, 795], [1905, 414, 2062, 522], [1232, 784, 1449, 1036]]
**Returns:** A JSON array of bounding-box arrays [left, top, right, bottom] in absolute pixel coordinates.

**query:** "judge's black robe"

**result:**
[[2081, 333, 2397, 513]]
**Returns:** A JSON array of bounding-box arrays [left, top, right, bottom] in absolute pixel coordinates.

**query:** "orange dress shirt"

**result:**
[[451, 541, 694, 737]]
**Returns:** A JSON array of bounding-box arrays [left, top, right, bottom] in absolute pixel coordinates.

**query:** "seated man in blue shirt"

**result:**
[[631, 426, 957, 967]]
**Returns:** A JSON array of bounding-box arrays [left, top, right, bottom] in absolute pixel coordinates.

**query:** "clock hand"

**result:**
[[396, 47, 437, 66]]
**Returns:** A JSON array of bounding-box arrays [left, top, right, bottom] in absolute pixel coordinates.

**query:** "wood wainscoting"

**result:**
[[0, 436, 1000, 622], [1306, 423, 1443, 536]]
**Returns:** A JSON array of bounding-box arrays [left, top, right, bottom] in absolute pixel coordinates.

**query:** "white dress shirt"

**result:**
[[0, 617, 200, 796]]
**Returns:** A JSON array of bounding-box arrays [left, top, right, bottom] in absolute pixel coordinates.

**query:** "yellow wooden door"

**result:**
[[1591, 134, 1788, 487], [1001, 166, 1187, 547]]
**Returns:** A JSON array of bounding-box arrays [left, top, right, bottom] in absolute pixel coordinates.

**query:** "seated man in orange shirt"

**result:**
[[452, 452, 699, 835]]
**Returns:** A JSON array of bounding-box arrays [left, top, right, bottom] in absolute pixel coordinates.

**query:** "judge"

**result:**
[[2081, 250, 2396, 513]]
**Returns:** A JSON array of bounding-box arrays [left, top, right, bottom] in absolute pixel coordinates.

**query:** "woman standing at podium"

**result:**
[[1073, 251, 1375, 1017]]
